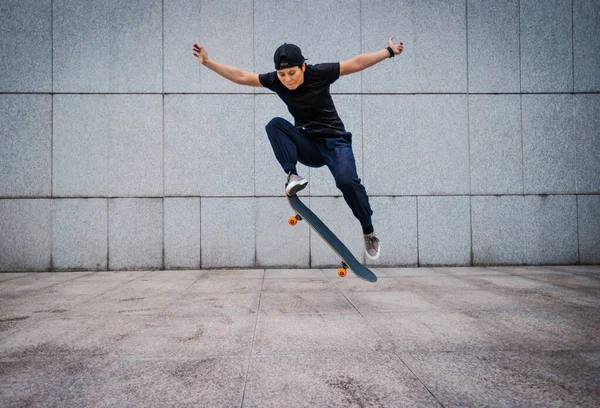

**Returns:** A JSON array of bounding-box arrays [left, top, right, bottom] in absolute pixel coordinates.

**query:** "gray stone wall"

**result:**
[[1, 0, 598, 271]]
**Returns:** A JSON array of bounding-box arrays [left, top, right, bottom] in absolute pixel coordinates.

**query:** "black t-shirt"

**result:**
[[259, 63, 346, 137]]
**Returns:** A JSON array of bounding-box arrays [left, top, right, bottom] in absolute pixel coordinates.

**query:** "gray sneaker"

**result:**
[[285, 173, 308, 196], [364, 232, 380, 261]]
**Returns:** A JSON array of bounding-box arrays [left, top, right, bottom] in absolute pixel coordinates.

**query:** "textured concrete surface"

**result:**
[[0, 95, 52, 197], [0, 0, 52, 92], [520, 0, 573, 92], [575, 94, 600, 193], [53, 95, 163, 197], [164, 198, 201, 269], [53, 0, 163, 93], [469, 94, 523, 195], [1, 0, 599, 271], [412, 0, 467, 93], [467, 0, 520, 93], [573, 0, 600, 92], [522, 94, 576, 194], [52, 199, 108, 271], [417, 196, 471, 266], [0, 200, 52, 272], [1, 265, 599, 407], [578, 195, 600, 264], [108, 199, 163, 271], [361, 0, 415, 93]]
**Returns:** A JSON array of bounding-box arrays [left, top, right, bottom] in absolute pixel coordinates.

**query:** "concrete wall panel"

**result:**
[[573, 0, 600, 92], [523, 195, 578, 264], [469, 95, 523, 194], [54, 0, 162, 93], [165, 95, 254, 196], [413, 0, 467, 92], [418, 196, 471, 266], [52, 199, 107, 271], [415, 95, 469, 195], [0, 200, 52, 271], [108, 198, 163, 270], [522, 94, 576, 194], [165, 198, 201, 269], [520, 0, 573, 92], [361, 0, 414, 93], [472, 196, 525, 265], [363, 95, 416, 195], [467, 0, 520, 93], [53, 95, 163, 197], [575, 94, 600, 193], [0, 0, 52, 92], [0, 95, 52, 197], [578, 195, 600, 264], [201, 198, 255, 268]]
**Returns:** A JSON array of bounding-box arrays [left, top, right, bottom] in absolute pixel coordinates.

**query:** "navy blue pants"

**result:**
[[265, 117, 373, 232]]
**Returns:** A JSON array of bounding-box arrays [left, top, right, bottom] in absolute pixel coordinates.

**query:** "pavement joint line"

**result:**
[[39, 271, 188, 408], [151, 270, 209, 312], [0, 272, 38, 285], [240, 269, 266, 408], [330, 278, 447, 407]]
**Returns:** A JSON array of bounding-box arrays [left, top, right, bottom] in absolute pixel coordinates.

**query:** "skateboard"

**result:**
[[286, 194, 377, 282]]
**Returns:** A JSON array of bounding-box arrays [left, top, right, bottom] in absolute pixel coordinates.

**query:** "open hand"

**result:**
[[388, 37, 404, 55], [192, 43, 208, 64]]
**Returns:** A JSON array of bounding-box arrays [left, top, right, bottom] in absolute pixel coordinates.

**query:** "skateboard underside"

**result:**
[[286, 194, 377, 283]]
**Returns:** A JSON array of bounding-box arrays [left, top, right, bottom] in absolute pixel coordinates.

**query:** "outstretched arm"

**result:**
[[339, 37, 404, 76], [193, 43, 262, 87]]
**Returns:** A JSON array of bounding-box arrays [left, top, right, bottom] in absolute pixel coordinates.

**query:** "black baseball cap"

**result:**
[[274, 43, 306, 70]]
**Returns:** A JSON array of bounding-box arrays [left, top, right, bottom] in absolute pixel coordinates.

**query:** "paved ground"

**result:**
[[0, 265, 599, 407]]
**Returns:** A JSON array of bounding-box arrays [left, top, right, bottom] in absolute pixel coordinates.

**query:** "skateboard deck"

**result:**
[[286, 194, 377, 282]]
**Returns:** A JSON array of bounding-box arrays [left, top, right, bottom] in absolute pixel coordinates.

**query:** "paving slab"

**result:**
[[400, 351, 600, 408], [253, 313, 388, 356], [0, 358, 92, 408], [0, 316, 137, 360], [258, 291, 356, 315], [46, 357, 247, 408], [243, 352, 441, 407], [110, 315, 257, 359]]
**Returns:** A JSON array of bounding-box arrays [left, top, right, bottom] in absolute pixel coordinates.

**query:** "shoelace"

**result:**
[[367, 236, 379, 246]]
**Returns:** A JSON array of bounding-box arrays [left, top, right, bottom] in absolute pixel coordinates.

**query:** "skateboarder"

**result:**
[[193, 39, 404, 261]]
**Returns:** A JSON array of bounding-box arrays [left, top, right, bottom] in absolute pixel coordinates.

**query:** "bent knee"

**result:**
[[265, 117, 289, 133]]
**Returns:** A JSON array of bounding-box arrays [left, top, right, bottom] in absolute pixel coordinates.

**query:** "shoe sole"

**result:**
[[365, 245, 381, 261], [286, 179, 308, 196]]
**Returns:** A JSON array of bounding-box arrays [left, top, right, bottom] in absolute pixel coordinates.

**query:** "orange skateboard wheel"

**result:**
[[288, 216, 298, 226], [337, 268, 347, 278]]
